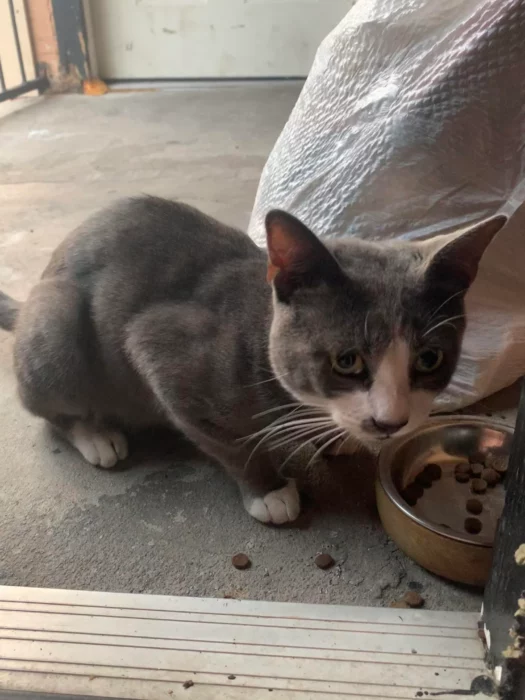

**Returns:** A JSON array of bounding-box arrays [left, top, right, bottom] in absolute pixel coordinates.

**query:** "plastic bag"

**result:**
[[248, 0, 525, 410]]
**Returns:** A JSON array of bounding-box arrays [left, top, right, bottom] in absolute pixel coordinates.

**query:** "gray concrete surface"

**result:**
[[0, 85, 483, 610]]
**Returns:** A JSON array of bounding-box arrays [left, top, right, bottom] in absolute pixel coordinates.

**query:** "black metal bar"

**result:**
[[0, 58, 6, 93], [0, 75, 49, 104], [483, 376, 525, 695], [7, 0, 27, 84]]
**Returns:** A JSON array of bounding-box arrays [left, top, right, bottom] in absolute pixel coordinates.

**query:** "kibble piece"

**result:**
[[465, 517, 482, 535], [415, 471, 433, 489], [485, 454, 508, 474], [183, 680, 194, 689], [403, 591, 424, 608], [402, 483, 424, 506], [455, 471, 470, 484], [481, 468, 500, 487], [470, 463, 484, 477], [314, 553, 335, 570], [466, 498, 483, 515], [228, 675, 236, 681], [455, 463, 471, 475], [471, 478, 488, 494], [232, 553, 251, 570], [423, 463, 442, 481]]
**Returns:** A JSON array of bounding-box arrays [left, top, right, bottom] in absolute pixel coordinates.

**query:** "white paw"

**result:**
[[68, 422, 128, 468], [244, 480, 301, 525]]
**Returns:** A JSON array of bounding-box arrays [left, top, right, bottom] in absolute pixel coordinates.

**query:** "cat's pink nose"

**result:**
[[365, 418, 408, 436]]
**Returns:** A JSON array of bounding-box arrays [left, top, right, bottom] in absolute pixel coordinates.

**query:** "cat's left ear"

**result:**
[[265, 209, 343, 300], [422, 214, 507, 289]]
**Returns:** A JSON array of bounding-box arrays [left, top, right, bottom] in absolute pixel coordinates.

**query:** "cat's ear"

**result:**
[[422, 214, 507, 289], [265, 210, 343, 300]]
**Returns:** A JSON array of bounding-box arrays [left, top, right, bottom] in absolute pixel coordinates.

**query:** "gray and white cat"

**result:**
[[0, 197, 505, 524]]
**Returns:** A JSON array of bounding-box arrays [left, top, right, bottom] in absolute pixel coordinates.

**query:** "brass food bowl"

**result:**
[[376, 416, 512, 586]]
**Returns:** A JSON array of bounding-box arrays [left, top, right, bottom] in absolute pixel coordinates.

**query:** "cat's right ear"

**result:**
[[265, 210, 343, 301]]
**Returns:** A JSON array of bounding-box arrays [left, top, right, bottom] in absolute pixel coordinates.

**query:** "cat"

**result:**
[[0, 197, 505, 524]]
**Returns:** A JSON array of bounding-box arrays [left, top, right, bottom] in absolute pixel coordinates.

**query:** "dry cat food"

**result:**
[[466, 498, 483, 515], [390, 591, 425, 609], [470, 463, 484, 477], [415, 463, 443, 488], [455, 463, 471, 475], [454, 463, 471, 483], [464, 517, 482, 535], [423, 463, 442, 481], [481, 467, 500, 486], [485, 454, 508, 474], [403, 463, 443, 505], [402, 483, 424, 506], [471, 478, 488, 494], [402, 450, 506, 514], [415, 471, 433, 489], [231, 553, 251, 570], [314, 553, 335, 570], [403, 591, 424, 608]]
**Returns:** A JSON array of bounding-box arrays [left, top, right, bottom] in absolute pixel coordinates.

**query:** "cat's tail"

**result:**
[[0, 290, 21, 331]]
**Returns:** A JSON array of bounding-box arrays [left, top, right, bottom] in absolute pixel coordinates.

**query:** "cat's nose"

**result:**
[[367, 418, 409, 436]]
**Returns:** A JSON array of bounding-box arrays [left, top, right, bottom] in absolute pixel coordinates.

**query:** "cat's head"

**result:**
[[266, 210, 506, 446]]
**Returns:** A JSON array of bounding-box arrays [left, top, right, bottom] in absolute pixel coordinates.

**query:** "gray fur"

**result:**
[[0, 290, 20, 331], [0, 197, 504, 523]]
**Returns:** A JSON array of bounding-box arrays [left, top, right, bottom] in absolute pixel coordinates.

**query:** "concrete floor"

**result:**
[[0, 85, 483, 610]]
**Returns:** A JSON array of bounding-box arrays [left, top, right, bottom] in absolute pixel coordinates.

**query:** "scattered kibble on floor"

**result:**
[[403, 591, 425, 608], [231, 553, 251, 570], [390, 591, 425, 609], [314, 553, 335, 570]]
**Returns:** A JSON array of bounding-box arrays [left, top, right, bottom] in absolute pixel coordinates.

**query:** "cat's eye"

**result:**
[[332, 350, 366, 377], [415, 348, 444, 373]]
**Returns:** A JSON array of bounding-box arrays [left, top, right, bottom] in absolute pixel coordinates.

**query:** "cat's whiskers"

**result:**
[[422, 314, 465, 338], [252, 402, 302, 419], [244, 372, 290, 388], [242, 415, 333, 469], [268, 420, 335, 450], [335, 433, 351, 455], [242, 407, 328, 444], [241, 415, 332, 447], [279, 425, 344, 472], [426, 289, 467, 325], [304, 428, 348, 471]]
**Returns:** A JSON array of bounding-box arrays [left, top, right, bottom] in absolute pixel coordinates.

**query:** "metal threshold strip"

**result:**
[[0, 586, 493, 699]]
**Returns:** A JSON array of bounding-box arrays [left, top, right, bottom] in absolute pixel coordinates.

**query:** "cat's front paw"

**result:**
[[68, 421, 129, 468], [243, 479, 301, 525]]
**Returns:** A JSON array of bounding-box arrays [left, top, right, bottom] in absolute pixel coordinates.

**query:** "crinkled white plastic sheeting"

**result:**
[[248, 0, 525, 410]]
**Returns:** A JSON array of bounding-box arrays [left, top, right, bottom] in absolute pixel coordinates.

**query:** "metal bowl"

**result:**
[[376, 416, 512, 586]]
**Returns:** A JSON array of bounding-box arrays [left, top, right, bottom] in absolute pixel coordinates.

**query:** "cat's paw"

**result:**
[[68, 422, 128, 468], [244, 480, 301, 525]]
